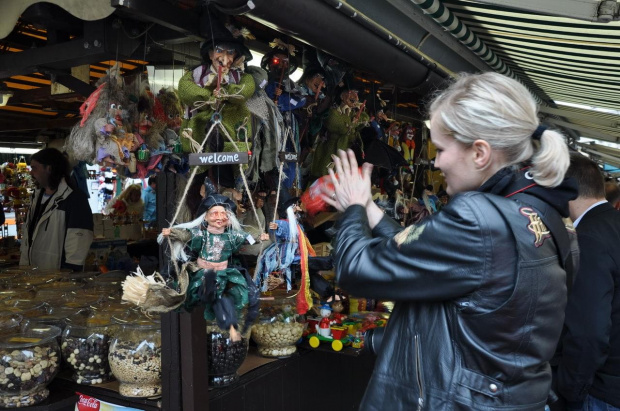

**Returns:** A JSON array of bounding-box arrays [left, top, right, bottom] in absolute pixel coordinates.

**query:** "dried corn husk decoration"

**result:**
[[122, 266, 189, 313], [269, 38, 296, 56]]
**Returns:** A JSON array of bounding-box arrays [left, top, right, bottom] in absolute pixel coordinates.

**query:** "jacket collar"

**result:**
[[32, 178, 73, 211], [478, 165, 578, 218]]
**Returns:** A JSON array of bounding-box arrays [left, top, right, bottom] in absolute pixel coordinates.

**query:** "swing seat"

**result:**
[[266, 270, 286, 291]]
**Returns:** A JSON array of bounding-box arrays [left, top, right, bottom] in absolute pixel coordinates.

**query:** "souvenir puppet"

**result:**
[[254, 192, 315, 315], [160, 193, 259, 342], [310, 84, 369, 181], [297, 62, 330, 171], [177, 14, 255, 188], [262, 39, 305, 189], [400, 124, 416, 168], [65, 64, 127, 163], [177, 14, 255, 153], [243, 66, 285, 184]]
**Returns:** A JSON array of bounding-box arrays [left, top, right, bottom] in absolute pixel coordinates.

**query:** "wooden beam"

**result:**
[[0, 117, 79, 132]]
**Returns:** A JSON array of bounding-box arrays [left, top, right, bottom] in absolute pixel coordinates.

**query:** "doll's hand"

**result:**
[[161, 228, 171, 236], [274, 87, 283, 97], [260, 233, 270, 241], [269, 222, 277, 230]]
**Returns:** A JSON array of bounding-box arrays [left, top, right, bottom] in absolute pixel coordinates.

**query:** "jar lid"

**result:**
[[112, 310, 161, 328], [0, 325, 61, 348]]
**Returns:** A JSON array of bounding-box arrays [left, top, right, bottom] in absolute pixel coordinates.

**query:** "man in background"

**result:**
[[556, 153, 620, 410], [605, 180, 620, 210], [142, 175, 157, 227], [21, 148, 93, 271]]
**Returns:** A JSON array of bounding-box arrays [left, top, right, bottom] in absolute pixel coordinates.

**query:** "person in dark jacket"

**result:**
[[556, 153, 620, 410], [20, 148, 94, 271], [321, 72, 578, 411]]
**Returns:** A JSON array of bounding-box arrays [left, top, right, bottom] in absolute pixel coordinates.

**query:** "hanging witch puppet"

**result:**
[[254, 191, 315, 315], [156, 193, 259, 342], [177, 12, 255, 188]]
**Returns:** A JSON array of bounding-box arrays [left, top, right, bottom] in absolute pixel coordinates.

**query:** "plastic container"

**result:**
[[108, 317, 161, 397], [0, 325, 61, 407], [251, 291, 305, 358], [206, 320, 249, 387], [61, 314, 113, 385]]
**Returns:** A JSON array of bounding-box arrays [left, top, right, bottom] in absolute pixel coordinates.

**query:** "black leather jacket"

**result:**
[[334, 168, 578, 411]]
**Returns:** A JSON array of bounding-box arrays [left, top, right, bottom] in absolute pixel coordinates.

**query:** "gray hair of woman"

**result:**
[[429, 72, 569, 187]]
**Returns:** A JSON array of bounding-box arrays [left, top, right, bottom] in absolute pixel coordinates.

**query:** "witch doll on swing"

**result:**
[[159, 193, 259, 342]]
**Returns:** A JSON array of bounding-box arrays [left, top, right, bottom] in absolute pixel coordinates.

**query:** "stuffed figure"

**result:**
[[262, 39, 305, 189], [177, 15, 255, 188], [243, 66, 285, 185], [254, 192, 315, 315], [400, 124, 416, 169], [160, 193, 259, 342], [177, 16, 255, 154], [310, 85, 369, 181], [65, 64, 126, 162]]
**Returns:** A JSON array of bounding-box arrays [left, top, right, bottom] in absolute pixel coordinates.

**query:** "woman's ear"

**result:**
[[471, 139, 492, 170]]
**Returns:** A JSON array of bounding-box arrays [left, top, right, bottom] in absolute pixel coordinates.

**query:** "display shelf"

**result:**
[[49, 378, 161, 411], [207, 346, 375, 411]]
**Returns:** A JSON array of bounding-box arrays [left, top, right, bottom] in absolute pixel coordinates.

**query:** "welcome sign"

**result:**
[[189, 152, 249, 166]]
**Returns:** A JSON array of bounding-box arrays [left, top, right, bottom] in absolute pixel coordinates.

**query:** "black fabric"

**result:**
[[557, 203, 620, 407], [512, 192, 574, 295], [478, 165, 577, 218]]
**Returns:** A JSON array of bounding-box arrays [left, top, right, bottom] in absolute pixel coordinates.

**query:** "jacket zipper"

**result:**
[[415, 333, 424, 410]]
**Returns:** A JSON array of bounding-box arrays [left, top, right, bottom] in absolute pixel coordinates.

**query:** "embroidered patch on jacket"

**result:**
[[520, 207, 551, 247], [394, 224, 426, 248]]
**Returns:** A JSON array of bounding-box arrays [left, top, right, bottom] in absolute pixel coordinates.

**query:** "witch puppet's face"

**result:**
[[341, 90, 359, 108], [305, 74, 325, 96], [209, 45, 238, 73], [205, 205, 230, 230]]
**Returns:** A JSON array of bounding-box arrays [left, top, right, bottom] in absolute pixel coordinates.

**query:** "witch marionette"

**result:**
[[254, 192, 315, 315], [177, 13, 255, 187], [159, 193, 259, 342], [310, 84, 370, 181]]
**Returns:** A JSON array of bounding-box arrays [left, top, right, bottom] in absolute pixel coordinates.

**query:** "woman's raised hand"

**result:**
[[320, 149, 373, 212]]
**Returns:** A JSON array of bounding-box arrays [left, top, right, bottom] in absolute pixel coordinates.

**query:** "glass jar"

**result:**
[[251, 291, 305, 358], [88, 272, 126, 297], [29, 306, 87, 333], [0, 325, 61, 407], [206, 320, 249, 387], [0, 313, 22, 337], [34, 281, 85, 305], [61, 315, 113, 385], [108, 317, 161, 397]]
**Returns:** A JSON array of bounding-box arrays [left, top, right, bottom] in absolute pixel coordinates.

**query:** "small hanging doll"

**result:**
[[254, 192, 315, 315]]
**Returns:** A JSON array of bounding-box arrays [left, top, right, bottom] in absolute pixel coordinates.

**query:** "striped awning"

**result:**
[[438, 0, 620, 145]]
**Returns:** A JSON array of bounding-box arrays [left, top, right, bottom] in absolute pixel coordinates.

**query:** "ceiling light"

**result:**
[[0, 82, 13, 107], [0, 147, 41, 154]]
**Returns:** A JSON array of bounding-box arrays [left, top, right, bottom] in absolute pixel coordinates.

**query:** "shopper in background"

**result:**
[[21, 148, 94, 271], [107, 184, 144, 218], [556, 154, 620, 411], [142, 175, 157, 227], [605, 180, 620, 210], [322, 72, 578, 410]]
